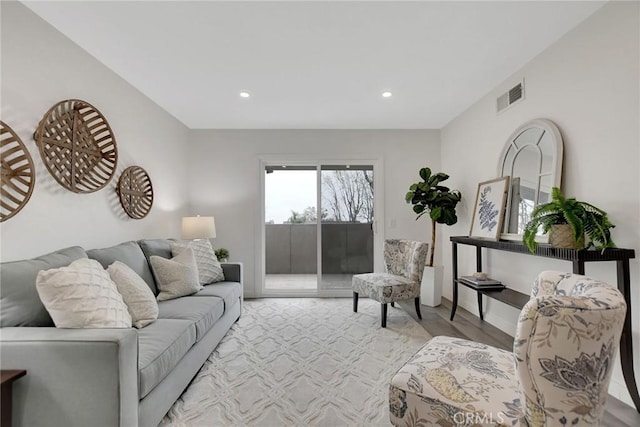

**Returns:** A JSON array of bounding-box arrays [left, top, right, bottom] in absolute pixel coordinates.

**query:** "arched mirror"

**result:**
[[498, 118, 563, 240]]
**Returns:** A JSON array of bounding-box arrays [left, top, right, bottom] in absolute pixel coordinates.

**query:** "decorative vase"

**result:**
[[549, 224, 585, 249], [421, 265, 443, 307]]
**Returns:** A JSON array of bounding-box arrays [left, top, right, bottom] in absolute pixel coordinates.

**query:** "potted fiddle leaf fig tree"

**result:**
[[523, 187, 615, 253], [405, 167, 462, 306]]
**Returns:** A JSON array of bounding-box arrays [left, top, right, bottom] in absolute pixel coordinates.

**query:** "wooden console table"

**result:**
[[449, 235, 639, 412]]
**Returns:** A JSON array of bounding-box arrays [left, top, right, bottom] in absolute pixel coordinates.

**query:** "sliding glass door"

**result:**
[[320, 165, 374, 292], [261, 161, 379, 296], [264, 165, 318, 291]]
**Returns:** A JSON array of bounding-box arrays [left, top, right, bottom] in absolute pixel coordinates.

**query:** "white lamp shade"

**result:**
[[182, 216, 216, 240]]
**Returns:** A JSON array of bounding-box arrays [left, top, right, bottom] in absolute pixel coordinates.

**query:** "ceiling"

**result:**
[[22, 1, 605, 129]]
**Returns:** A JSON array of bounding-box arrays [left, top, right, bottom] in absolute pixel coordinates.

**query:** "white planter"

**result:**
[[421, 265, 443, 307]]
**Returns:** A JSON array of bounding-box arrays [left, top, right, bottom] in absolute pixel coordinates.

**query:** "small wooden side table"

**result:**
[[1, 370, 26, 427]]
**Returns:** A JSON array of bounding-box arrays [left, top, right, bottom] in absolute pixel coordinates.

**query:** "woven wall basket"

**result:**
[[117, 166, 154, 219], [33, 99, 118, 193], [1, 121, 36, 222]]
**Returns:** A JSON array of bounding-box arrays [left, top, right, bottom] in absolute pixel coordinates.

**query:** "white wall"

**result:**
[[187, 130, 440, 297], [440, 2, 639, 405], [0, 2, 190, 261]]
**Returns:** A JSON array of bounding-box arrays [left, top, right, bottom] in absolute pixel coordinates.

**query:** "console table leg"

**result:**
[[572, 260, 585, 275], [450, 243, 459, 321], [617, 260, 640, 412], [476, 246, 483, 321], [450, 280, 458, 321]]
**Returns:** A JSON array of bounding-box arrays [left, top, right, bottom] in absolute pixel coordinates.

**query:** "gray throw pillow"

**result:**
[[150, 248, 202, 301], [107, 261, 159, 328], [171, 239, 225, 285]]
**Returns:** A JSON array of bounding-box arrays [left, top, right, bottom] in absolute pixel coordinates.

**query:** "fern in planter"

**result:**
[[523, 187, 615, 253], [405, 167, 462, 267]]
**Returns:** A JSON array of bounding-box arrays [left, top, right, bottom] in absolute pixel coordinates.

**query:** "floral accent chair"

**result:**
[[352, 239, 428, 328], [389, 271, 626, 426]]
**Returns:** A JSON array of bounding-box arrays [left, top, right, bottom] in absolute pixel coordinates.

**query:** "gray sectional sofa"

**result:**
[[0, 238, 243, 427]]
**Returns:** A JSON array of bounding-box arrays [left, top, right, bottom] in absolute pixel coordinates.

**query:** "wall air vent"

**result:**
[[497, 80, 525, 113]]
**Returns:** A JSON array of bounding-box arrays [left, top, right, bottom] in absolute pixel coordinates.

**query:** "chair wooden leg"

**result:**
[[414, 297, 422, 320], [353, 292, 358, 312], [390, 301, 395, 307], [381, 303, 387, 328]]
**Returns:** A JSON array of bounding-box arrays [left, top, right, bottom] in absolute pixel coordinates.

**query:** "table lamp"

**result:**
[[182, 216, 216, 240]]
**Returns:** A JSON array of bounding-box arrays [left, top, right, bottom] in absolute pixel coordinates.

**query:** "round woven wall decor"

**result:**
[[1, 121, 36, 222], [117, 166, 154, 219], [33, 99, 118, 193]]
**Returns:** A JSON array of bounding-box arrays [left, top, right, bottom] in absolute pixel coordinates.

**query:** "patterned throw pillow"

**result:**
[[36, 258, 132, 328], [150, 247, 202, 301], [107, 261, 159, 328], [171, 239, 225, 285]]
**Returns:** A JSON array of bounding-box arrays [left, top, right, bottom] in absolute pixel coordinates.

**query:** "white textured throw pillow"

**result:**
[[150, 247, 202, 301], [107, 261, 159, 328], [171, 239, 225, 285], [36, 258, 132, 328]]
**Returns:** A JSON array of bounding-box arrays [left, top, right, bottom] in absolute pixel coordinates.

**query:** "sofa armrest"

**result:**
[[221, 262, 243, 284], [0, 327, 138, 427]]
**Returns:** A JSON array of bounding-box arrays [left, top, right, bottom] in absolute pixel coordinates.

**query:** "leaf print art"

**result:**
[[470, 177, 509, 239], [478, 187, 499, 231]]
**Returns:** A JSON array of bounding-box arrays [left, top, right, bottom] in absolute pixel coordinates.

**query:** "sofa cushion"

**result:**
[[194, 282, 242, 310], [138, 319, 196, 399], [36, 258, 132, 328], [220, 262, 242, 284], [139, 238, 174, 261], [157, 296, 224, 342], [150, 248, 202, 301], [107, 261, 159, 328], [87, 241, 157, 294], [139, 238, 175, 288], [0, 246, 87, 327]]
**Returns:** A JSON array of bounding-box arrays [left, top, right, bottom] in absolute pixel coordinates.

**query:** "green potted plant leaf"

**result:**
[[215, 248, 229, 262], [405, 167, 462, 306], [522, 187, 615, 253]]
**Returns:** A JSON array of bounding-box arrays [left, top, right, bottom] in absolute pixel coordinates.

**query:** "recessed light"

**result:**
[[239, 91, 251, 98], [382, 91, 392, 98]]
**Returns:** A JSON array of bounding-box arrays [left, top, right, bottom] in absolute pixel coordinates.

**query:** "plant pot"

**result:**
[[549, 224, 585, 249], [421, 265, 443, 307]]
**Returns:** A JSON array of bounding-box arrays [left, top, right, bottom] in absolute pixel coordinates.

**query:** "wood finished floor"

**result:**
[[396, 298, 640, 427]]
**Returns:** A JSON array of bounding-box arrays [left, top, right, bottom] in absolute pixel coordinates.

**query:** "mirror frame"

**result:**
[[497, 118, 564, 241]]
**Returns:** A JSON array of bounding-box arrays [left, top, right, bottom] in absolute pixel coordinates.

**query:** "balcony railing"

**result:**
[[265, 223, 373, 274]]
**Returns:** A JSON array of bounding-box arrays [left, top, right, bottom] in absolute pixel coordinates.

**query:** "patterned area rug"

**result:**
[[161, 298, 431, 426]]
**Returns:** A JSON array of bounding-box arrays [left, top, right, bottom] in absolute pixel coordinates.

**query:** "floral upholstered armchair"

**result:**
[[389, 271, 626, 426], [352, 239, 429, 328]]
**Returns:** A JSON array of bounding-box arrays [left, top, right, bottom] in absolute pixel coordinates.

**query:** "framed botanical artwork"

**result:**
[[469, 176, 510, 240]]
